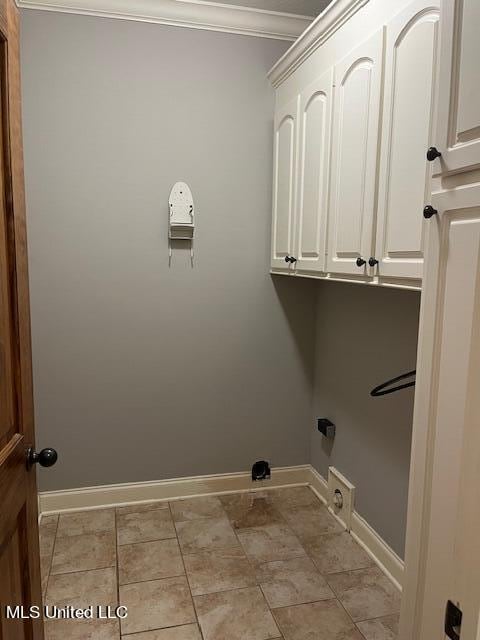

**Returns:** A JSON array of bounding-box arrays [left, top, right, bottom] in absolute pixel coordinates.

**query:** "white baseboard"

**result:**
[[38, 463, 404, 589], [38, 464, 311, 514], [350, 511, 403, 591], [309, 466, 403, 590], [308, 464, 329, 504]]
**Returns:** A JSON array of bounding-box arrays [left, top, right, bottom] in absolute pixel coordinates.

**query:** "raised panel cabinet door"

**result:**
[[295, 68, 333, 274], [271, 95, 299, 271], [434, 0, 480, 174], [326, 29, 384, 277], [374, 0, 440, 281], [399, 183, 480, 640]]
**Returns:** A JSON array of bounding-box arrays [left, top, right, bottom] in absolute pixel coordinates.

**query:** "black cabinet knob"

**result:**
[[356, 257, 366, 267], [426, 146, 442, 161], [423, 205, 438, 219], [27, 447, 58, 469], [368, 257, 379, 267], [290, 256, 297, 264], [284, 255, 291, 263]]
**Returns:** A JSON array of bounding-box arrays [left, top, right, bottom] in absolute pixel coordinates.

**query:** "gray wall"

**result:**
[[311, 283, 420, 556], [21, 10, 318, 491], [21, 10, 420, 558]]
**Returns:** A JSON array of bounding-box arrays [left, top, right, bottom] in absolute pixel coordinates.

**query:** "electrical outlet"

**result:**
[[328, 467, 355, 530]]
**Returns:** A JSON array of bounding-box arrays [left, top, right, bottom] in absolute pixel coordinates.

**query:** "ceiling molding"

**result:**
[[17, 0, 314, 40], [268, 0, 370, 86]]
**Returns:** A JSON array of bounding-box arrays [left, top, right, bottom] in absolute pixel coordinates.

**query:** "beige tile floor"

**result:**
[[39, 486, 401, 640]]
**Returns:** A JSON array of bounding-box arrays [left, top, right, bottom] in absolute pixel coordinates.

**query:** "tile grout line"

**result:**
[[169, 500, 206, 640], [299, 531, 371, 632], [247, 488, 398, 636], [43, 513, 60, 605], [222, 495, 287, 640], [285, 493, 402, 632], [117, 534, 177, 548], [114, 507, 122, 640]]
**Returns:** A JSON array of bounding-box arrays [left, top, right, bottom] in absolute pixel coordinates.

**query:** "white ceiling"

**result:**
[[204, 0, 331, 17]]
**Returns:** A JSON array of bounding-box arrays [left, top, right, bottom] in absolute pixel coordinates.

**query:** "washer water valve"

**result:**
[[333, 489, 344, 510]]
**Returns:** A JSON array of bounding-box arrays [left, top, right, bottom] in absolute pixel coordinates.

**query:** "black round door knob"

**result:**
[[368, 257, 379, 267], [423, 205, 438, 219], [27, 447, 58, 468], [284, 255, 291, 263], [289, 256, 297, 264], [356, 257, 366, 267], [426, 146, 442, 161]]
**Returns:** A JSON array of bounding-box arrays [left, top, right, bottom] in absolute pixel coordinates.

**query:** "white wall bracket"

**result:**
[[168, 181, 194, 265]]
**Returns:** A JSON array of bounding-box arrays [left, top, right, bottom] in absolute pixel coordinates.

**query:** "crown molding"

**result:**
[[16, 0, 314, 40], [268, 0, 370, 86]]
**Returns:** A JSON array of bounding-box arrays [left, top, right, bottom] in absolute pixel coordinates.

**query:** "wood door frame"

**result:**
[[0, 0, 43, 636]]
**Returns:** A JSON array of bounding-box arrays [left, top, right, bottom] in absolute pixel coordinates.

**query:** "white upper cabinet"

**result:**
[[374, 0, 440, 281], [271, 95, 299, 271], [268, 0, 447, 289], [327, 30, 384, 277], [434, 0, 480, 175], [295, 68, 333, 273]]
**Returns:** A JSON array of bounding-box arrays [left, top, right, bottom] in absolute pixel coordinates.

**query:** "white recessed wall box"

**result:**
[[328, 466, 355, 531], [168, 181, 195, 262]]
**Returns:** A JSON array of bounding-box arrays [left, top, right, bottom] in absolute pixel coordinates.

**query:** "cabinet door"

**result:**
[[271, 95, 299, 271], [326, 29, 383, 277], [433, 0, 480, 175], [374, 0, 439, 281], [295, 68, 333, 273], [400, 183, 480, 640]]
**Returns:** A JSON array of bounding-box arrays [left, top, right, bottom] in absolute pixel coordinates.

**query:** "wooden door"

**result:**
[[271, 95, 299, 272], [433, 0, 480, 175], [0, 0, 44, 638], [374, 0, 439, 281], [326, 29, 383, 278], [294, 68, 333, 274]]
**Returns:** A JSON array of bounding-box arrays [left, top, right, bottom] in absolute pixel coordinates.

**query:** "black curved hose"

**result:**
[[370, 370, 416, 397]]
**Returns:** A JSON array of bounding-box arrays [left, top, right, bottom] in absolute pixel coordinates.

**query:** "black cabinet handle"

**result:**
[[426, 146, 442, 161], [423, 205, 438, 219], [368, 257, 379, 267], [356, 257, 366, 267], [284, 255, 297, 264], [26, 447, 58, 469]]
